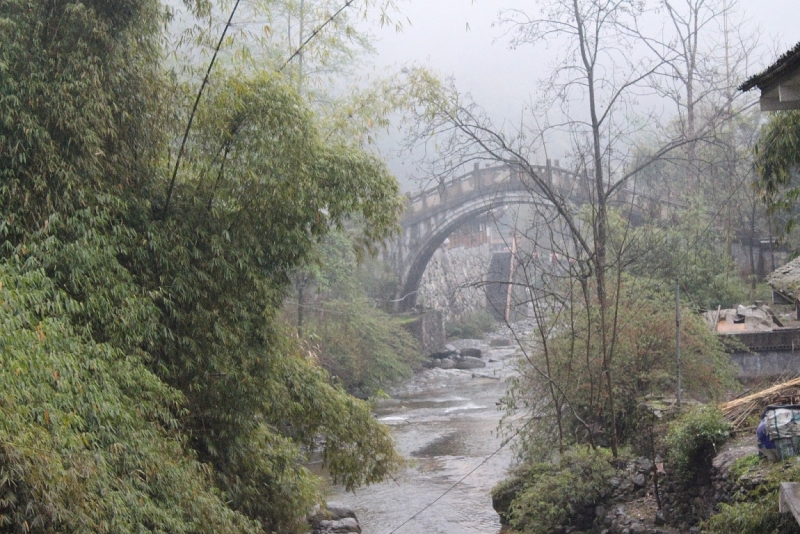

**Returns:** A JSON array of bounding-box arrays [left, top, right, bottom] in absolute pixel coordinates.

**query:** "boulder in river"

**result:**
[[324, 504, 356, 520], [434, 358, 456, 369], [308, 503, 361, 534], [460, 347, 482, 358], [455, 356, 486, 370], [471, 372, 500, 380], [315, 518, 361, 533], [430, 344, 458, 359]]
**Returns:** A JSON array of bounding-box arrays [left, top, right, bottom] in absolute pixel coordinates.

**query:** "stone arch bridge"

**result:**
[[385, 161, 651, 311]]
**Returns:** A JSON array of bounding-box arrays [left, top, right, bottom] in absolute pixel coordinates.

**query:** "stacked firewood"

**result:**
[[720, 376, 800, 432]]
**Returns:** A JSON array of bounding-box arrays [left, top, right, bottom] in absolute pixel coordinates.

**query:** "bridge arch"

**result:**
[[386, 161, 667, 312], [394, 190, 551, 311]]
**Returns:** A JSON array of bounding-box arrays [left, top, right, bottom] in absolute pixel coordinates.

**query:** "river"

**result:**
[[321, 336, 521, 534]]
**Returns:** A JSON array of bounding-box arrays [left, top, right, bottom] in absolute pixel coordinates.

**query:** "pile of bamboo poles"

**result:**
[[720, 376, 800, 432]]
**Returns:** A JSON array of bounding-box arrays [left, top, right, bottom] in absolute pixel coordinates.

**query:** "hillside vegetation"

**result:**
[[0, 0, 404, 531]]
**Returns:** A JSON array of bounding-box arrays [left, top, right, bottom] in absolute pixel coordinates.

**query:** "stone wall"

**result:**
[[399, 309, 446, 355], [418, 244, 491, 325]]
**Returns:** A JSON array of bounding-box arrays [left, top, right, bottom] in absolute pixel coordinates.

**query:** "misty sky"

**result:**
[[362, 0, 800, 190]]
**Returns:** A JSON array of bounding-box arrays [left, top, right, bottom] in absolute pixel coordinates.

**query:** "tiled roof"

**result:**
[[740, 41, 800, 92], [768, 255, 800, 301]]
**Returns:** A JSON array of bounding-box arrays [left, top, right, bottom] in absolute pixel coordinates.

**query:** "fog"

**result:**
[[361, 0, 800, 191]]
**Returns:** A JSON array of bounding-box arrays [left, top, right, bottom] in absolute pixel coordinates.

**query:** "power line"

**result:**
[[369, 150, 760, 534], [384, 418, 531, 534]]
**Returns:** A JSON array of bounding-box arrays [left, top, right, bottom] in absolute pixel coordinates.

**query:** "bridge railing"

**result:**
[[404, 162, 586, 214], [403, 162, 683, 220]]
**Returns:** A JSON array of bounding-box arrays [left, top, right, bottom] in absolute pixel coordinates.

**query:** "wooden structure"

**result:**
[[740, 42, 800, 111], [742, 43, 800, 523]]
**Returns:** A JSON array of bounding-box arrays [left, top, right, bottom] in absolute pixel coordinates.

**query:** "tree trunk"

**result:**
[[574, 0, 618, 457], [297, 281, 305, 338]]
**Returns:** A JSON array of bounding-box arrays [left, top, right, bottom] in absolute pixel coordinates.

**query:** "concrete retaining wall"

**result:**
[[732, 350, 800, 380]]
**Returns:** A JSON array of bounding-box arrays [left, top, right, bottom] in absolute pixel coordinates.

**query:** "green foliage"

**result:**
[[505, 275, 736, 459], [666, 406, 730, 484], [756, 110, 800, 235], [625, 202, 750, 310], [0, 0, 407, 531], [446, 309, 496, 340], [0, 0, 167, 243], [705, 500, 799, 534], [308, 298, 422, 398], [703, 454, 800, 534], [631, 108, 769, 291], [0, 267, 261, 533], [495, 446, 616, 534], [728, 454, 762, 480], [289, 233, 422, 398]]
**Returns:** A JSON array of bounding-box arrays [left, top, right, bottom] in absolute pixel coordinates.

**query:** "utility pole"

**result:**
[[505, 230, 518, 323], [676, 279, 682, 409]]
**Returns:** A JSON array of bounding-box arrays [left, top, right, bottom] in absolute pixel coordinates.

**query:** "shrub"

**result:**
[[309, 298, 423, 398], [494, 446, 616, 534], [503, 275, 737, 459], [0, 268, 262, 533], [666, 406, 730, 484], [704, 501, 798, 534], [446, 309, 497, 339], [703, 455, 800, 534]]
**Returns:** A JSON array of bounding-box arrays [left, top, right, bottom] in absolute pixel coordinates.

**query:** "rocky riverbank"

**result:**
[[600, 439, 761, 534], [493, 434, 763, 534], [317, 333, 520, 533], [308, 503, 363, 534]]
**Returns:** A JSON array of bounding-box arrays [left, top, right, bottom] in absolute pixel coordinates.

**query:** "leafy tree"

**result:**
[[625, 201, 750, 310], [288, 232, 422, 398], [756, 110, 800, 236], [1, 0, 406, 531]]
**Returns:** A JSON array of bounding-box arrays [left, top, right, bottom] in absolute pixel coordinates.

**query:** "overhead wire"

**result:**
[[384, 417, 533, 534], [378, 112, 780, 534]]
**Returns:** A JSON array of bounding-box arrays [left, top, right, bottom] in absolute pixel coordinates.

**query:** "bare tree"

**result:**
[[406, 0, 703, 456], [624, 0, 760, 196]]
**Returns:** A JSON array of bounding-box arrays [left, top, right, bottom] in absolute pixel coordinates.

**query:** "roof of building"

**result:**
[[768, 255, 800, 301], [740, 41, 800, 92], [705, 305, 779, 333]]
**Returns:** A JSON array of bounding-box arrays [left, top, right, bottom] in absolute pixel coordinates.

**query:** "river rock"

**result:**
[[460, 347, 482, 358], [455, 356, 486, 370], [324, 503, 356, 520], [636, 458, 653, 473], [430, 344, 458, 359], [315, 518, 361, 533], [472, 372, 500, 380], [433, 358, 455, 369], [490, 339, 513, 347], [309, 503, 361, 534]]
